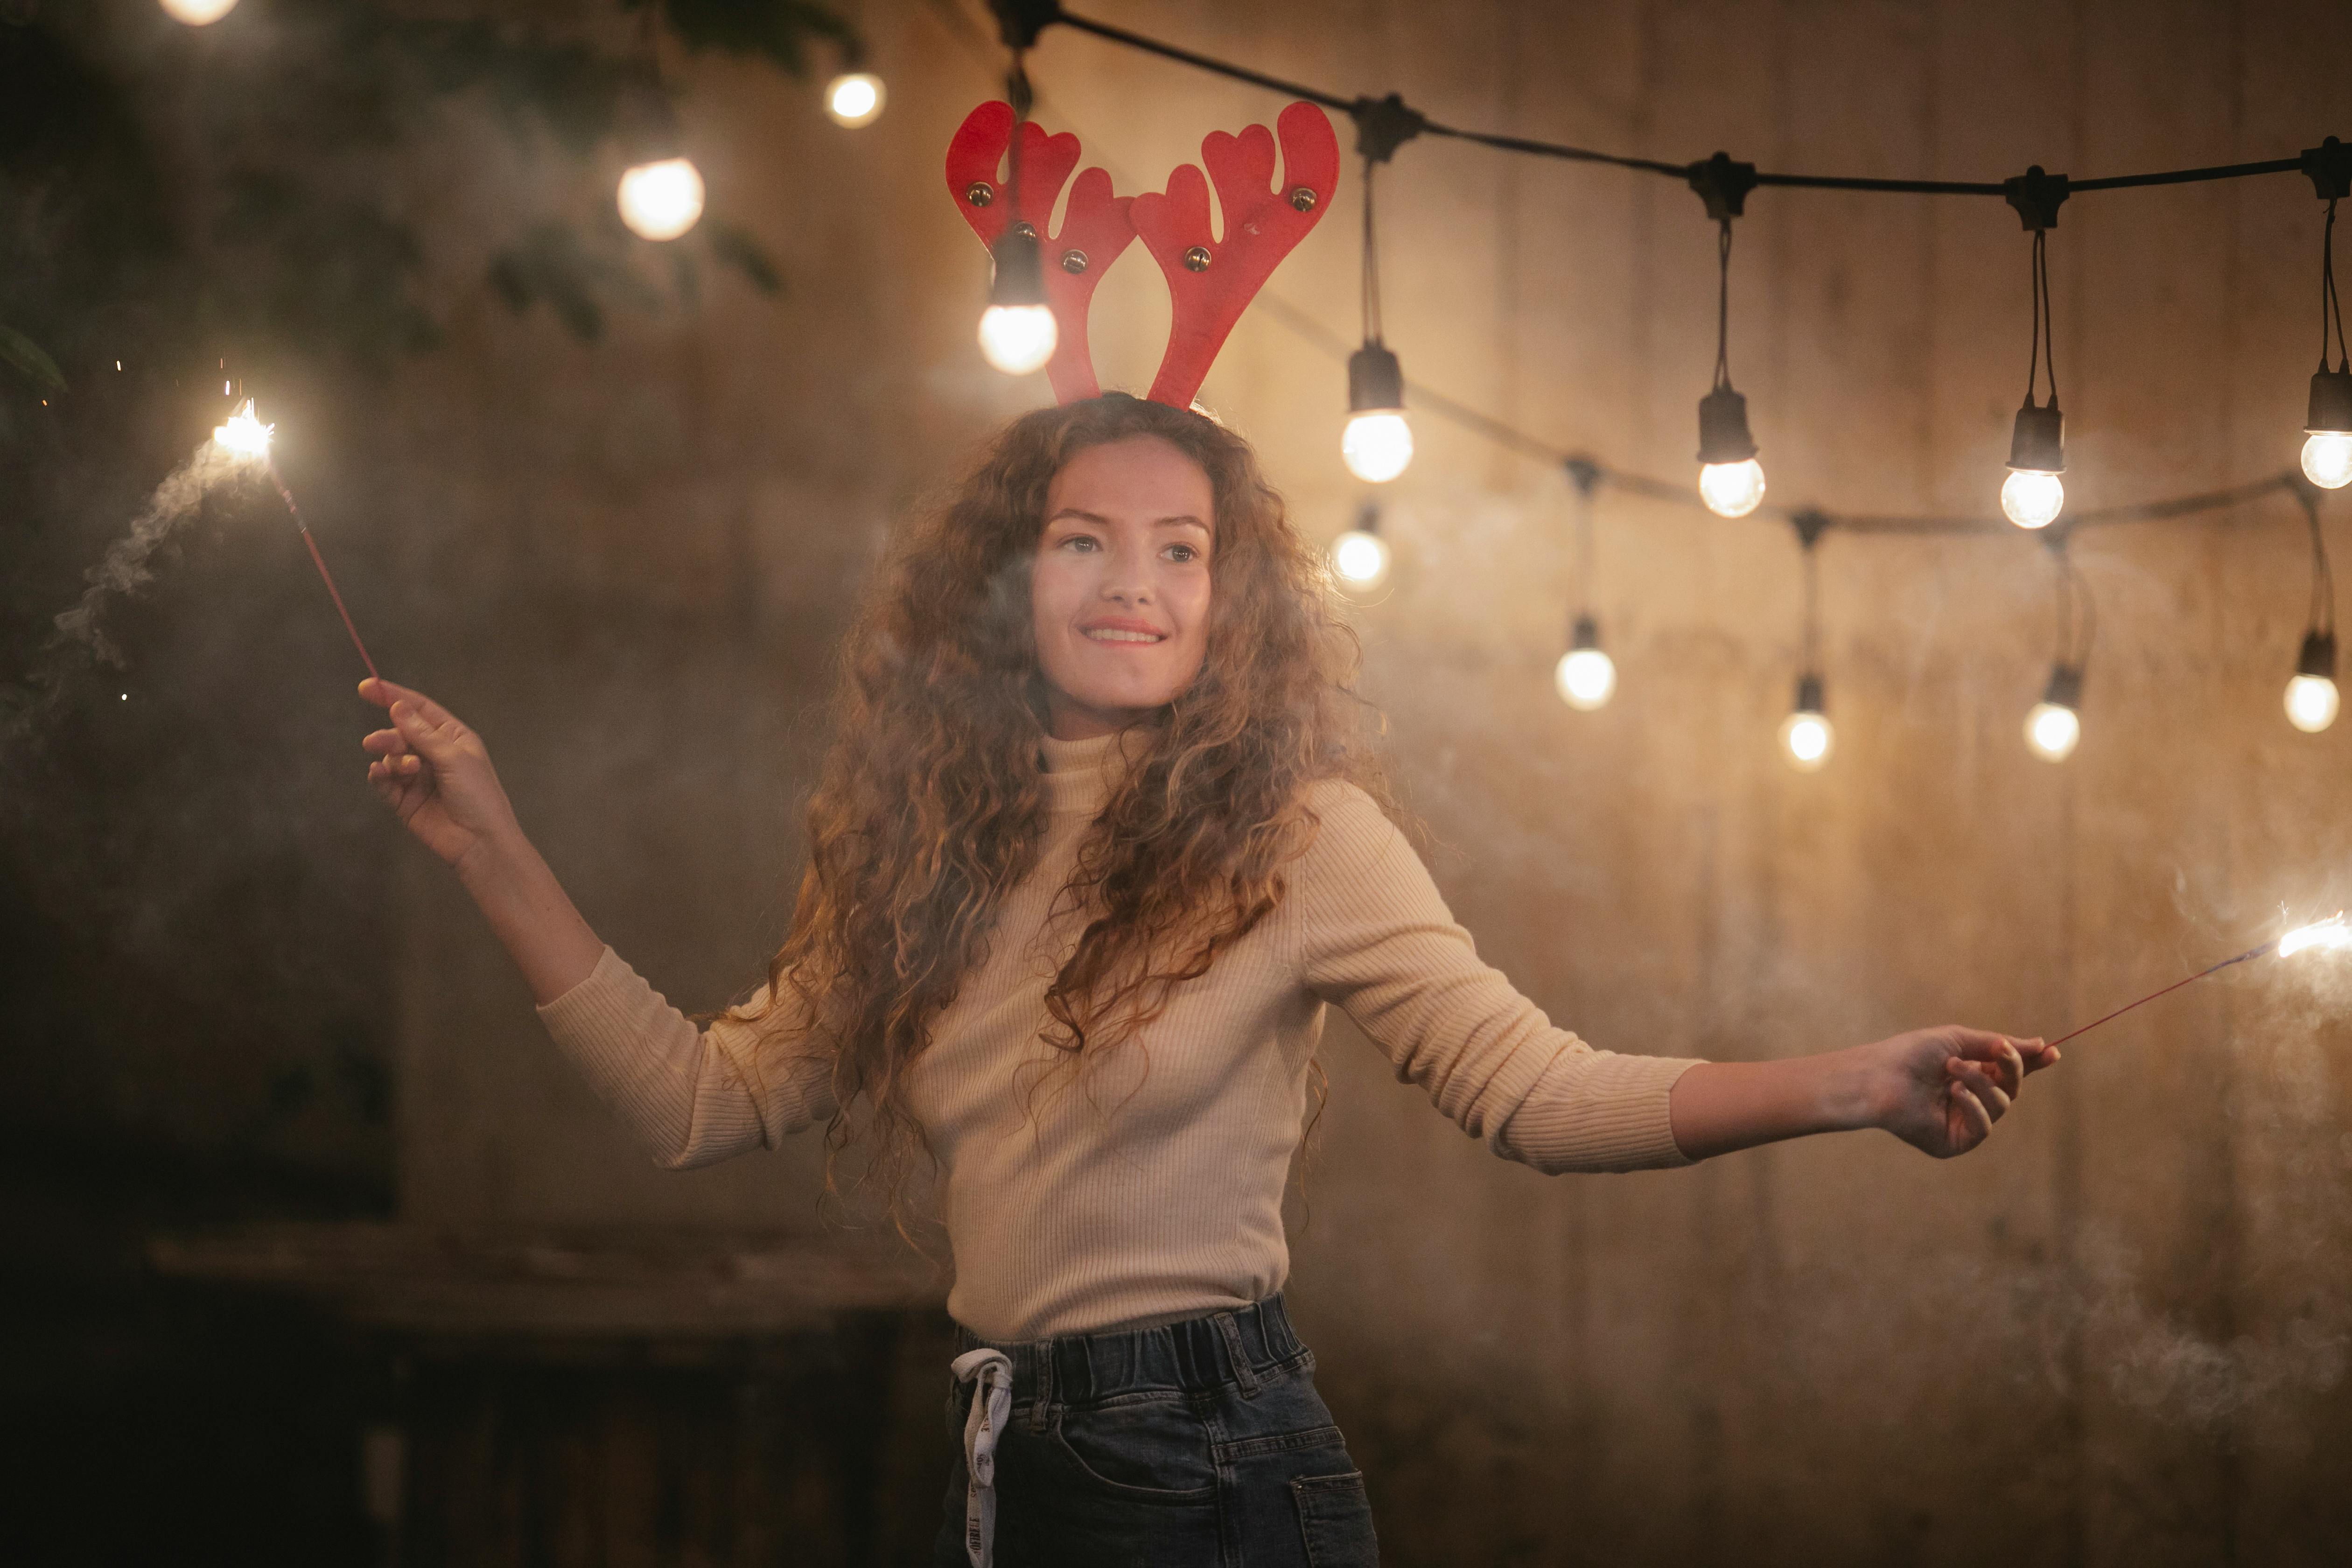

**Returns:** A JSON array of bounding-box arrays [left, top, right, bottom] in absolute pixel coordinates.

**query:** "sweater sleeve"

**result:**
[[1295, 782, 1704, 1173], [534, 946, 838, 1169]]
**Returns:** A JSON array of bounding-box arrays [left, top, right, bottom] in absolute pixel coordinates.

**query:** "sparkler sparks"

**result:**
[[2047, 913, 2352, 1047], [2277, 914, 2351, 959], [213, 399, 273, 459]]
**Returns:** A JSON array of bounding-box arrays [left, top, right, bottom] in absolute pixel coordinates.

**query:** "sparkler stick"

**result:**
[[215, 401, 381, 682], [2046, 915, 2350, 1048]]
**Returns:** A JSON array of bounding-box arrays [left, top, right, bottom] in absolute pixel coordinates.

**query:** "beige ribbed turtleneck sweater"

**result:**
[[538, 732, 1703, 1341]]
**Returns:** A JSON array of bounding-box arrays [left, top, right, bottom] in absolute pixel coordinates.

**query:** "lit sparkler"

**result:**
[[2048, 914, 2350, 1047], [212, 399, 381, 682]]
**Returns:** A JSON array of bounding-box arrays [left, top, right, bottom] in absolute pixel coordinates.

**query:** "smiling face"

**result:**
[[1029, 435, 1216, 741]]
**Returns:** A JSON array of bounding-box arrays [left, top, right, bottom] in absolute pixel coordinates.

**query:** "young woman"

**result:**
[[360, 392, 2055, 1567]]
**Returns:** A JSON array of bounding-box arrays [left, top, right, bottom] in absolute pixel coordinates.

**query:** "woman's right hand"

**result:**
[[361, 678, 523, 874]]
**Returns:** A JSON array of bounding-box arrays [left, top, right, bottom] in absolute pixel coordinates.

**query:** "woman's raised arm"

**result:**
[[360, 676, 604, 1003]]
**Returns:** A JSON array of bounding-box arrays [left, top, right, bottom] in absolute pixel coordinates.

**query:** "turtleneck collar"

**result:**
[[1038, 729, 1148, 815]]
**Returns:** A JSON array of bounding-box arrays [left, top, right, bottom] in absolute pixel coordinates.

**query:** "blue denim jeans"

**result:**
[[932, 1295, 1379, 1567]]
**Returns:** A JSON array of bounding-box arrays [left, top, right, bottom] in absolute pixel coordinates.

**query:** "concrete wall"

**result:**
[[378, 2, 2352, 1559]]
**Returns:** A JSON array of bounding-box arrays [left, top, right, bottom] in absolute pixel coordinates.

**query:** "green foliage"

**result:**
[[0, 0, 845, 394], [0, 323, 63, 393]]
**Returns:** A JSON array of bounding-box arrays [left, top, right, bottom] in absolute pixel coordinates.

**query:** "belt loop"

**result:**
[[1026, 1342, 1053, 1432], [1213, 1310, 1261, 1399]]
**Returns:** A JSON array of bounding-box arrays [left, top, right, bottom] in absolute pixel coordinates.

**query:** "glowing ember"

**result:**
[[213, 399, 274, 459], [2277, 914, 2351, 959]]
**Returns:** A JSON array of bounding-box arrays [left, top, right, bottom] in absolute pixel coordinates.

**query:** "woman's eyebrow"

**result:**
[[1155, 514, 1210, 532]]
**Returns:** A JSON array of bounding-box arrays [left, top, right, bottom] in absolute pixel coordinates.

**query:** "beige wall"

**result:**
[[384, 1, 2352, 1559]]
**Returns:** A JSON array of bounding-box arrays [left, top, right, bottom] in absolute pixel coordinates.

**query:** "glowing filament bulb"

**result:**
[[2285, 673, 2340, 733], [1698, 459, 1766, 518], [2278, 914, 2351, 958], [617, 158, 705, 241], [977, 304, 1057, 376], [1342, 412, 1414, 484], [825, 72, 885, 127], [1555, 648, 1617, 711], [2025, 700, 2080, 762], [160, 0, 240, 24], [213, 399, 273, 459], [1330, 529, 1391, 590], [2002, 469, 2065, 529], [2302, 432, 2352, 490], [1780, 709, 1833, 770]]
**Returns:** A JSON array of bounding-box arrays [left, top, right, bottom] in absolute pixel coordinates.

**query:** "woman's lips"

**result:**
[[1080, 622, 1167, 644]]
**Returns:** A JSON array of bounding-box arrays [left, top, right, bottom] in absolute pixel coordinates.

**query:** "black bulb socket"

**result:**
[[2296, 630, 2338, 681], [988, 226, 1049, 308], [1697, 387, 1758, 464], [1348, 343, 1405, 414], [2308, 369, 2352, 436], [1792, 672, 1825, 715], [2008, 401, 2066, 473], [1570, 613, 1601, 653], [2041, 663, 2084, 710]]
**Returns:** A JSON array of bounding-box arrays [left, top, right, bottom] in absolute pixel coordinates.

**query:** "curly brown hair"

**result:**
[[760, 394, 1389, 1214]]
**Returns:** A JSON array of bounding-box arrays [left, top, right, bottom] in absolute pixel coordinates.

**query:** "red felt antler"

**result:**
[[945, 102, 1137, 403], [1131, 102, 1339, 408]]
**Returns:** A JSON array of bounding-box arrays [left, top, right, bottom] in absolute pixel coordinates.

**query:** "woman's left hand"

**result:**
[[1864, 1026, 2059, 1158]]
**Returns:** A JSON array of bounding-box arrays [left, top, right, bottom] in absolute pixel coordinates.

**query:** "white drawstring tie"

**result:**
[[952, 1347, 1016, 1568]]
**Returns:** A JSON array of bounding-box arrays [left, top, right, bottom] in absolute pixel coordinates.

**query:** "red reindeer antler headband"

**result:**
[[946, 100, 1339, 407]]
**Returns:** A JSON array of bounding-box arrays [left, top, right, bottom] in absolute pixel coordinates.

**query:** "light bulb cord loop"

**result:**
[[2300, 486, 2336, 637], [2023, 228, 2059, 410], [2047, 535, 2096, 671], [1572, 469, 1597, 621], [2322, 197, 2348, 375], [1798, 531, 1822, 675], [1359, 159, 1384, 346], [1712, 219, 1736, 395]]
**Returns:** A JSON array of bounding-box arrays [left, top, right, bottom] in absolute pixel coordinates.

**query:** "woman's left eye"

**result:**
[[1165, 544, 1199, 563]]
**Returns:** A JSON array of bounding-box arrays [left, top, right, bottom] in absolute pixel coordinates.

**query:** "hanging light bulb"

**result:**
[[617, 157, 705, 241], [2024, 665, 2084, 762], [2002, 402, 2067, 528], [1330, 502, 1391, 590], [2287, 630, 2340, 732], [1999, 182, 2070, 528], [1342, 344, 1412, 483], [1690, 191, 1765, 518], [824, 71, 886, 128], [1695, 379, 1766, 518], [159, 0, 239, 24], [1779, 674, 1834, 771], [977, 224, 1057, 375], [2304, 368, 2352, 489], [1340, 144, 1414, 483], [1554, 616, 1616, 711]]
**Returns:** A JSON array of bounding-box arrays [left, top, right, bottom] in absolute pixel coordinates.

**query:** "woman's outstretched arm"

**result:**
[[359, 678, 834, 1165], [1667, 1029, 2059, 1161], [360, 677, 603, 1002]]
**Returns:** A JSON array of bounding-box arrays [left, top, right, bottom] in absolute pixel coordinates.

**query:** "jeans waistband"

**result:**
[[954, 1295, 1307, 1410]]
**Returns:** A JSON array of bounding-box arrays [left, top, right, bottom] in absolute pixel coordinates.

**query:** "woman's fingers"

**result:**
[[362, 727, 409, 757], [1947, 1058, 2011, 1120], [1948, 1082, 1995, 1145]]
